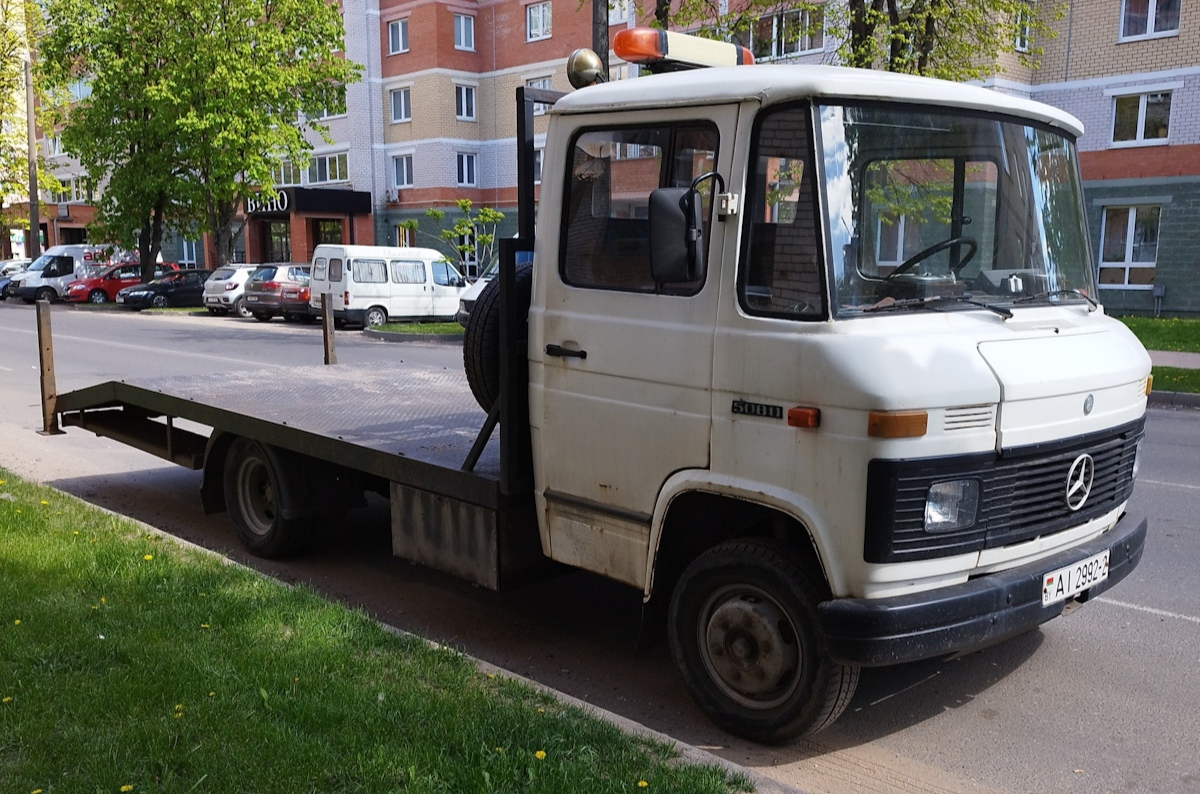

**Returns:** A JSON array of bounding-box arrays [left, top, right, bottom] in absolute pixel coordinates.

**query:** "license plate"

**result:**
[[246, 295, 259, 302], [1043, 550, 1109, 606], [116, 295, 124, 303]]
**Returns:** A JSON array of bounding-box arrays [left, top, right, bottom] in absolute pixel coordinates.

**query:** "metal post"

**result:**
[[25, 57, 40, 259], [35, 301, 63, 435], [321, 293, 337, 365]]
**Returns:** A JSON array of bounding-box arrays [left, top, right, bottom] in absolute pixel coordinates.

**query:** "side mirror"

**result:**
[[649, 186, 703, 283]]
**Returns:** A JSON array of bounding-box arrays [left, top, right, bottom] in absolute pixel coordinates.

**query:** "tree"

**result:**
[[400, 199, 505, 279], [36, 0, 360, 279], [645, 0, 1056, 82]]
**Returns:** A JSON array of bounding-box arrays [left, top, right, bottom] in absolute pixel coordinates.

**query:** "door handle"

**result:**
[[545, 344, 587, 360]]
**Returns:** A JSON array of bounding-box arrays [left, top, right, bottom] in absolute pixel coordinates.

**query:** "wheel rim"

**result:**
[[697, 584, 803, 710], [89, 291, 107, 304], [235, 298, 251, 318], [366, 309, 386, 327], [152, 295, 168, 308], [234, 454, 277, 538]]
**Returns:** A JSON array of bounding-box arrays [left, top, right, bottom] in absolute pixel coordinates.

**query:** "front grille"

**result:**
[[864, 418, 1143, 563]]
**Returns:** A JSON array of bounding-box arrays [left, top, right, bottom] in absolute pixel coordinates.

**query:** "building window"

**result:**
[[1112, 92, 1171, 144], [751, 8, 823, 60], [1120, 0, 1180, 40], [390, 87, 411, 123], [53, 177, 92, 204], [454, 14, 474, 50], [308, 152, 348, 184], [315, 86, 347, 120], [398, 225, 414, 246], [1014, 1, 1032, 52], [455, 85, 476, 121], [527, 76, 552, 115], [181, 239, 198, 266], [315, 220, 342, 245], [609, 0, 632, 25], [393, 154, 414, 188], [45, 135, 64, 157], [388, 19, 409, 54], [1098, 205, 1159, 289], [273, 159, 302, 186], [527, 1, 552, 41], [457, 152, 477, 186]]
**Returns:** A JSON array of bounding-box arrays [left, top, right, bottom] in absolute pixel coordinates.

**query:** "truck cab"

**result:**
[[524, 45, 1149, 742]]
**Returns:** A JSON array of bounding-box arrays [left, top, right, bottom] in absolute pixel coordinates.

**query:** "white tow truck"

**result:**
[[48, 29, 1150, 743]]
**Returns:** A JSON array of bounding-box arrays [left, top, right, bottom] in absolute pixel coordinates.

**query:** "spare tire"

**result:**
[[463, 262, 533, 412]]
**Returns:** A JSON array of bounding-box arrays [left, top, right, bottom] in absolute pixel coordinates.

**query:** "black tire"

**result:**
[[88, 290, 108, 304], [35, 287, 55, 303], [151, 294, 169, 309], [668, 539, 859, 744], [364, 305, 388, 328], [282, 312, 297, 323], [233, 296, 252, 319], [253, 312, 272, 323], [223, 438, 309, 558], [463, 263, 533, 412]]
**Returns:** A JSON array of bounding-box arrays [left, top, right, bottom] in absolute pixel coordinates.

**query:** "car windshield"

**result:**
[[816, 104, 1094, 317]]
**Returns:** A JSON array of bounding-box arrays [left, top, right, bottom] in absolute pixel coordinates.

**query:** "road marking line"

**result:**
[[1095, 597, 1200, 625], [1140, 478, 1200, 492], [868, 671, 941, 707]]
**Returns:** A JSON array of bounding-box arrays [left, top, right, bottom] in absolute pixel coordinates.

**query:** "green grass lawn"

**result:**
[[1117, 316, 1200, 354], [376, 321, 464, 335], [0, 470, 749, 794]]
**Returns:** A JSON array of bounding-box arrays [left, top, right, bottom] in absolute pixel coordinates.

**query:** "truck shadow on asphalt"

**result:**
[[50, 467, 1044, 759]]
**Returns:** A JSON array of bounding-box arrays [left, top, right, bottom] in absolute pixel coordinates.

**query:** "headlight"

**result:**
[[924, 479, 980, 533]]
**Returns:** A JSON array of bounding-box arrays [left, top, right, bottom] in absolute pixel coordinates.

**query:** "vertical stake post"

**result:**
[[36, 301, 64, 435], [321, 293, 337, 365]]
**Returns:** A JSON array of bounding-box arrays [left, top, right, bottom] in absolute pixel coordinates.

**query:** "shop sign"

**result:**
[[245, 191, 291, 214]]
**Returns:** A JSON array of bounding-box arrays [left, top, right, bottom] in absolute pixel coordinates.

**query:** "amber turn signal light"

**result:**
[[868, 410, 928, 438]]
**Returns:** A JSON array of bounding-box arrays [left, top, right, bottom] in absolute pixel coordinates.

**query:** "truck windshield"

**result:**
[[817, 103, 1094, 317]]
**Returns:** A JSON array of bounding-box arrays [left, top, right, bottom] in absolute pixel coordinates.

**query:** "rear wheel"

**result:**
[[253, 312, 272, 322], [151, 294, 169, 309], [88, 289, 108, 304], [364, 306, 388, 328], [668, 539, 859, 744], [233, 296, 252, 319], [223, 439, 309, 558]]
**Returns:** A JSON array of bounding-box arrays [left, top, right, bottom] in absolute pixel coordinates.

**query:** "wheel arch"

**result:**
[[645, 475, 840, 609]]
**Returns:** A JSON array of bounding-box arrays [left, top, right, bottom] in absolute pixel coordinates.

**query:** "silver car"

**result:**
[[203, 264, 260, 318]]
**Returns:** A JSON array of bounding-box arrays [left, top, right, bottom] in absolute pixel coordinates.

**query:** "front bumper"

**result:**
[[819, 514, 1147, 666]]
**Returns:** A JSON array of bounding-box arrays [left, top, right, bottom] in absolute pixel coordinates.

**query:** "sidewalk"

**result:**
[[1148, 349, 1200, 410]]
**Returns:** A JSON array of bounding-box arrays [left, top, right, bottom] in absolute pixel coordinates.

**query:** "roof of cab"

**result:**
[[551, 64, 1084, 138]]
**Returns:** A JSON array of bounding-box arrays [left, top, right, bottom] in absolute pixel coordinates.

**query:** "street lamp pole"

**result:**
[[25, 54, 39, 259]]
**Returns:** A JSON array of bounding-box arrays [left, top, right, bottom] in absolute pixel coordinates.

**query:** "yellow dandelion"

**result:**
[[495, 747, 504, 753], [175, 704, 183, 711], [208, 692, 215, 697], [537, 707, 545, 714], [3, 696, 12, 703], [32, 789, 43, 793], [200, 624, 210, 629], [121, 786, 134, 793], [100, 597, 106, 604], [143, 554, 153, 561], [535, 750, 546, 761], [73, 531, 79, 536], [40, 500, 48, 506], [638, 782, 649, 788], [0, 479, 6, 484], [173, 712, 182, 719], [487, 673, 495, 679], [13, 619, 19, 625]]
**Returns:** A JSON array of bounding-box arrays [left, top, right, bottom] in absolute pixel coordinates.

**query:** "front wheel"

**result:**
[[151, 294, 169, 309], [223, 439, 309, 558], [88, 289, 108, 304], [364, 306, 388, 328], [35, 287, 55, 303], [668, 539, 859, 744]]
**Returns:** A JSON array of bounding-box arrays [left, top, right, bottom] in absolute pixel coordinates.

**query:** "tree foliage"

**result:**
[[36, 0, 360, 277], [646, 0, 1057, 82], [400, 200, 505, 278]]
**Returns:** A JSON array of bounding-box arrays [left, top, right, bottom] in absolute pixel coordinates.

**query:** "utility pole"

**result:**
[[592, 0, 609, 78], [24, 51, 39, 258]]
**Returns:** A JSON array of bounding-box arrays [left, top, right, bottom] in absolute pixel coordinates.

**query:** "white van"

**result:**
[[308, 245, 467, 327], [12, 245, 110, 303]]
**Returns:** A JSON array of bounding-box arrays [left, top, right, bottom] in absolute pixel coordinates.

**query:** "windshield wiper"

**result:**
[[862, 294, 1013, 319], [1011, 289, 1098, 311]]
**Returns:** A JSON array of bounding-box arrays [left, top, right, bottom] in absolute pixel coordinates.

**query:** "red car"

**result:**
[[64, 262, 180, 303]]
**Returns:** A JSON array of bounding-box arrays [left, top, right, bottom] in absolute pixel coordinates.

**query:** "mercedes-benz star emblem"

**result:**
[[1083, 394, 1094, 415], [1066, 454, 1095, 511]]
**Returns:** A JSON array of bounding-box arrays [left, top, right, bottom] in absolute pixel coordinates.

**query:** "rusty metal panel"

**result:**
[[391, 481, 501, 589]]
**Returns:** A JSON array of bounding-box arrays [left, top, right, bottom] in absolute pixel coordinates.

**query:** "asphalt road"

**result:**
[[1, 301, 1198, 794]]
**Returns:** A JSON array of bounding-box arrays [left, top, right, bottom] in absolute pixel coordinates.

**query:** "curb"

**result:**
[[1148, 390, 1200, 410], [363, 327, 464, 345]]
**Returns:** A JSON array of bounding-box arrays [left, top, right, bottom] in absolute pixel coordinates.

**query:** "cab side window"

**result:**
[[741, 103, 825, 319], [560, 123, 718, 295]]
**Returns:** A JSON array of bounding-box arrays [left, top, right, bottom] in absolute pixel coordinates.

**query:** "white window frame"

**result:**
[[608, 0, 632, 25], [45, 135, 64, 157], [1108, 88, 1174, 147], [1014, 1, 1032, 52], [1097, 204, 1160, 290], [526, 76, 553, 115], [393, 154, 414, 189], [455, 84, 476, 121], [454, 14, 475, 51], [390, 86, 412, 123], [308, 152, 348, 184], [754, 8, 823, 60], [456, 152, 477, 187], [388, 18, 409, 54], [1119, 0, 1180, 41], [181, 239, 198, 266], [273, 159, 303, 187], [526, 1, 552, 41]]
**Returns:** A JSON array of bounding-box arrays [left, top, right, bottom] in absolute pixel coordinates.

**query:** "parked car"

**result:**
[[11, 244, 110, 303], [64, 262, 180, 304], [0, 257, 31, 278], [0, 273, 20, 299], [454, 250, 533, 327], [115, 269, 212, 310], [202, 264, 259, 317], [242, 263, 313, 323]]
